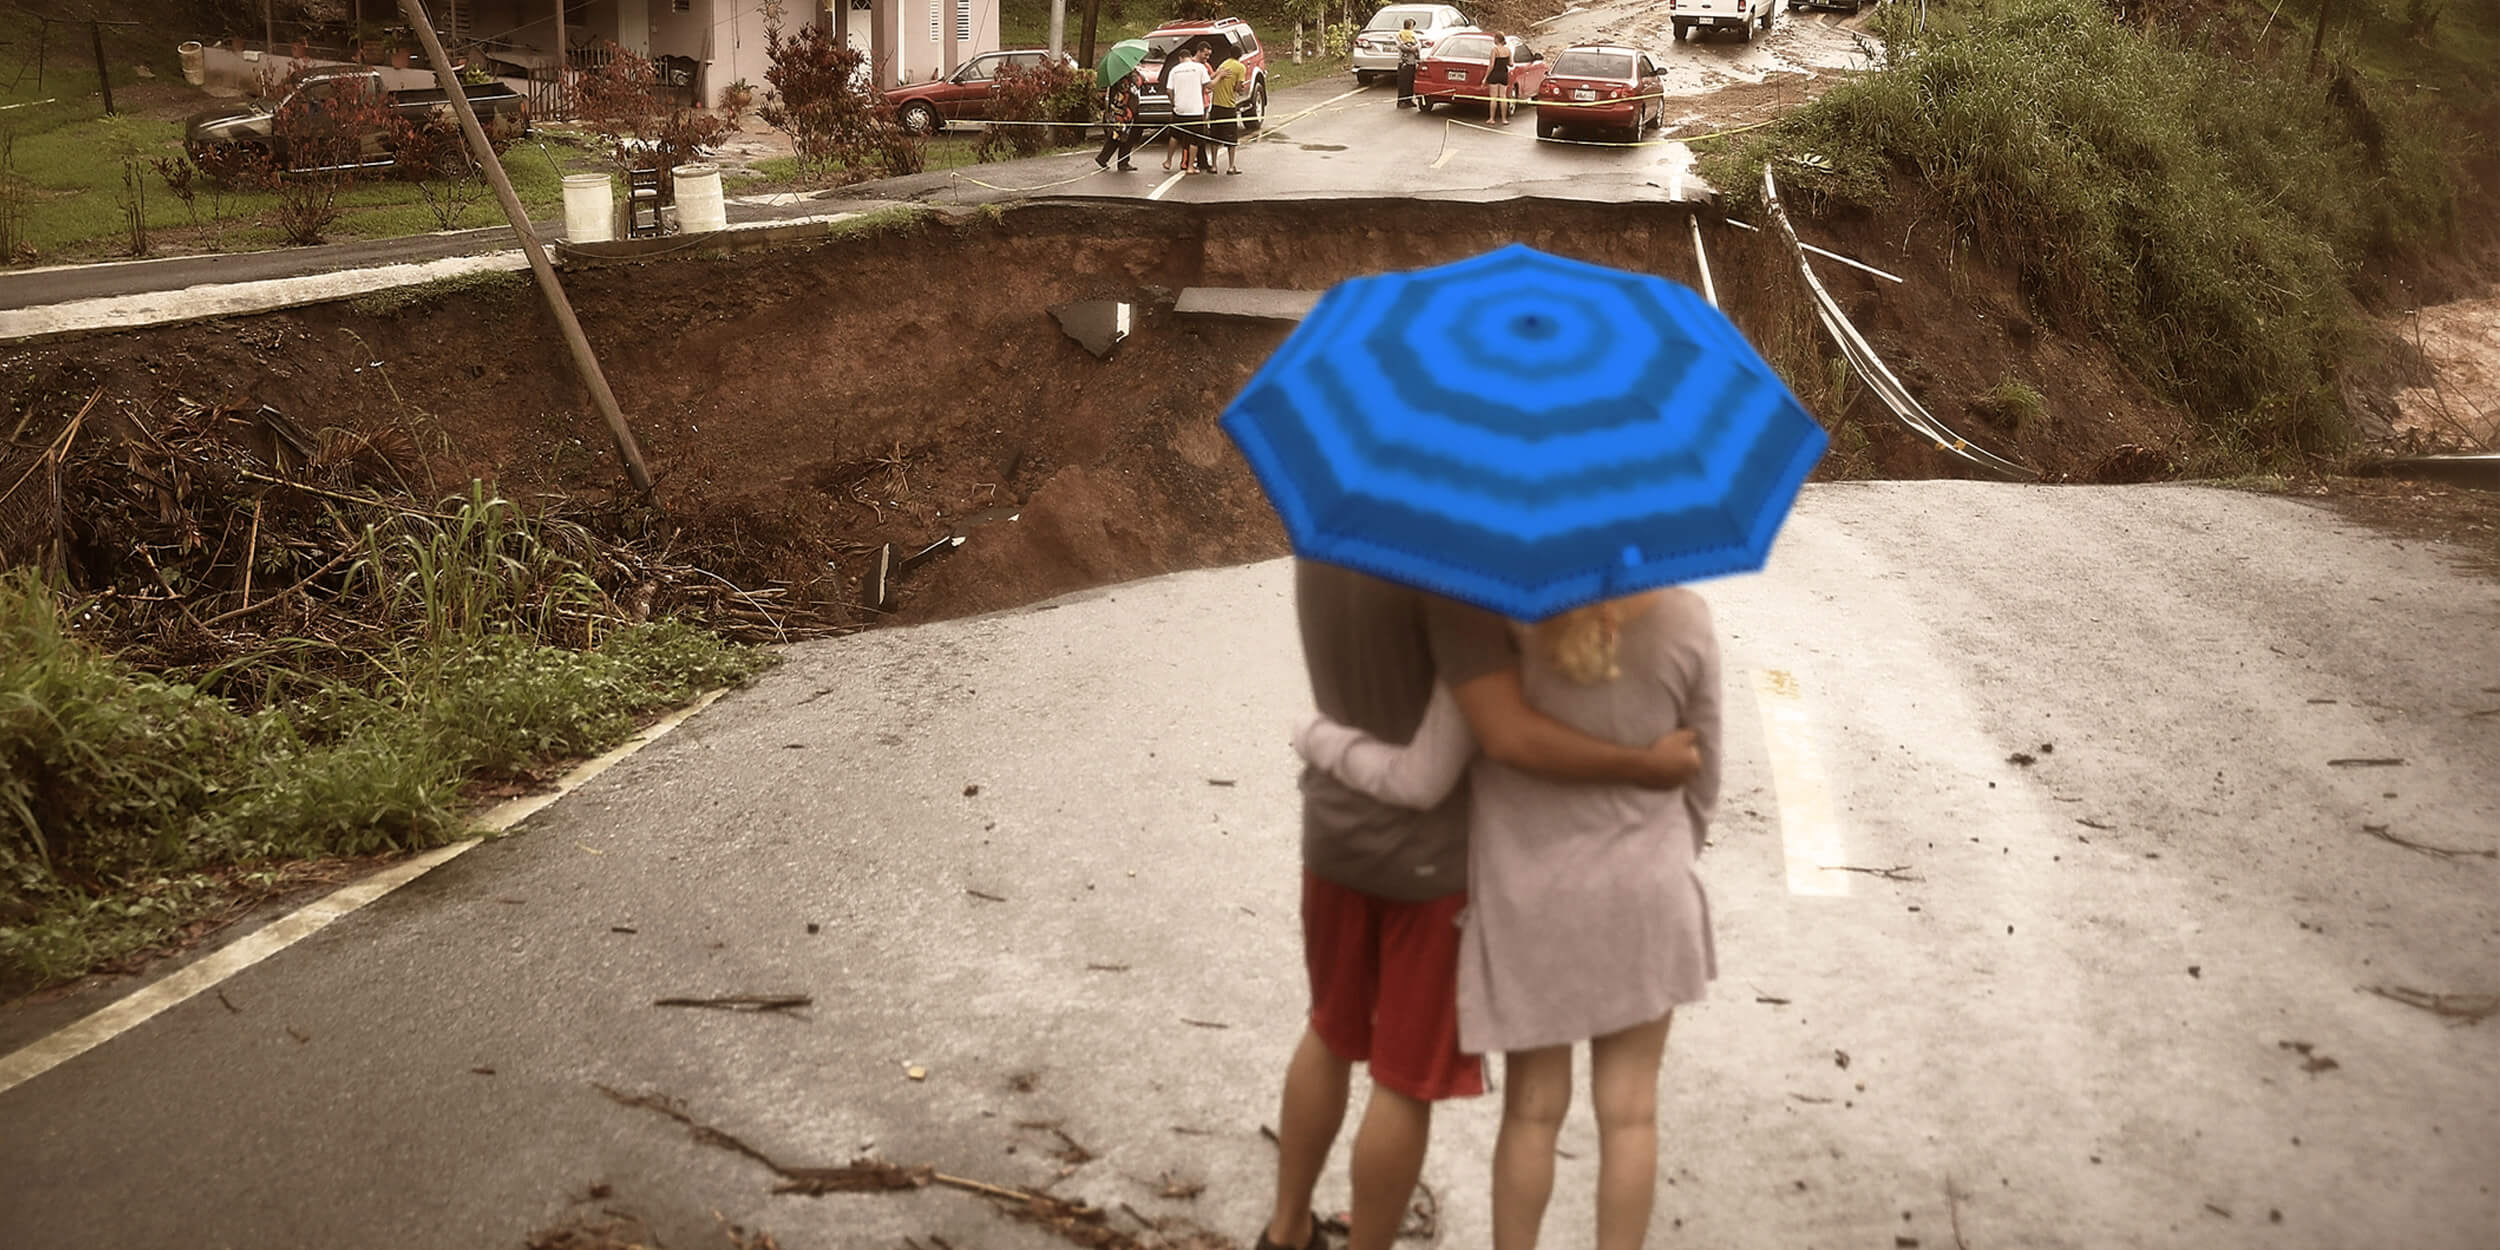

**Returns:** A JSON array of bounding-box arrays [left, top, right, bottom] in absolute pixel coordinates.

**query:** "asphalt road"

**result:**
[[0, 10, 1872, 316], [5, 482, 2495, 1249]]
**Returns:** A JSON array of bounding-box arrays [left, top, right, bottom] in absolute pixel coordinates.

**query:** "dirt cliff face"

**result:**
[[0, 197, 2206, 628]]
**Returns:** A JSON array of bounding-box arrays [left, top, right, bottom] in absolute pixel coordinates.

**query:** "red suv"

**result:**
[[1130, 17, 1270, 133]]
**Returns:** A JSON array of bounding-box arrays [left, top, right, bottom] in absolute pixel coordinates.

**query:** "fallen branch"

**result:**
[[1819, 864, 1921, 882], [2364, 985, 2500, 1025], [651, 994, 814, 1013], [2358, 825, 2496, 861]]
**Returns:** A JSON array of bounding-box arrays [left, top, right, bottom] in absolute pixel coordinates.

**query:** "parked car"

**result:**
[[1667, 0, 1778, 42], [1413, 32, 1546, 114], [1532, 45, 1666, 143], [1350, 4, 1471, 84], [1787, 0, 1864, 11], [886, 48, 1082, 134], [1131, 18, 1270, 133], [184, 67, 529, 173]]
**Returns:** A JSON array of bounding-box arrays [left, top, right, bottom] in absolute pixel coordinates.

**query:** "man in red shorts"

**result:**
[[1257, 561, 1703, 1250]]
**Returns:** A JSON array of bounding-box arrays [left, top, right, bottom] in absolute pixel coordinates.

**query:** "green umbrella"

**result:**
[[1098, 39, 1149, 89]]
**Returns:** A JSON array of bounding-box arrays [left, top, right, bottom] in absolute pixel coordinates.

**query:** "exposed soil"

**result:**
[[0, 192, 2445, 636]]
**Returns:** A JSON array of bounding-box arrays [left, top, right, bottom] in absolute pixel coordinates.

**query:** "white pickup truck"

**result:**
[[1667, 0, 1777, 41]]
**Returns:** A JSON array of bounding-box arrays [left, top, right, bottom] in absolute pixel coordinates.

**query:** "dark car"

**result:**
[[1130, 17, 1269, 132], [1532, 45, 1665, 143], [185, 67, 529, 172], [885, 49, 1080, 134]]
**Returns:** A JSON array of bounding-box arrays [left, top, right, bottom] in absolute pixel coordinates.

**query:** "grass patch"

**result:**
[[1704, 0, 2462, 461], [1970, 376, 2047, 431], [0, 87, 602, 263], [0, 489, 775, 994]]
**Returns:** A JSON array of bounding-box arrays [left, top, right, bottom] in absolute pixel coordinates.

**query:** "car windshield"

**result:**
[[1551, 49, 1634, 78], [1363, 6, 1442, 32], [1146, 33, 1231, 58], [1436, 34, 1493, 59]]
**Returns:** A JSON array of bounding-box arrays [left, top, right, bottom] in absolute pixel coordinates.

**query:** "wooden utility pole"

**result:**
[[552, 0, 566, 115], [394, 0, 657, 499], [88, 20, 112, 114]]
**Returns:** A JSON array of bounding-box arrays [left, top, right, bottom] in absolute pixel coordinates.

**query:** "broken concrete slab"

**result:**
[[1174, 287, 1323, 324]]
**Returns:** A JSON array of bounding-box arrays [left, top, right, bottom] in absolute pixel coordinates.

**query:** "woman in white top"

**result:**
[[1297, 587, 1723, 1250]]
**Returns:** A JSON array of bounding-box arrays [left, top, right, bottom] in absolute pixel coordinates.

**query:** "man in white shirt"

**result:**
[[1162, 43, 1215, 174]]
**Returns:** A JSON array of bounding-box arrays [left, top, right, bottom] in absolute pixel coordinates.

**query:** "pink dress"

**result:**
[[1296, 590, 1723, 1054]]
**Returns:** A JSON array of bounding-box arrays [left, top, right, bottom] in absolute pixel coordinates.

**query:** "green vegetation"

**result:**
[[1971, 377, 2047, 431], [0, 491, 773, 993], [1705, 0, 2468, 461]]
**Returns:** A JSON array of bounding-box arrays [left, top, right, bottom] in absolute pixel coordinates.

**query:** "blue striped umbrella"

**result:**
[[1221, 244, 1826, 621]]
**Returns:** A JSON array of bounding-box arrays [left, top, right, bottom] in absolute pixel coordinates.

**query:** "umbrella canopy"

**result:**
[[1098, 39, 1149, 88], [1220, 244, 1826, 621]]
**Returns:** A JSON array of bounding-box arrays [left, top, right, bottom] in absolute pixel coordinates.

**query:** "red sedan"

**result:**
[[1532, 45, 1666, 143], [1413, 32, 1548, 115]]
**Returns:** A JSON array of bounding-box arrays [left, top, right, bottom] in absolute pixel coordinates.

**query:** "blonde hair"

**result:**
[[1536, 600, 1625, 685]]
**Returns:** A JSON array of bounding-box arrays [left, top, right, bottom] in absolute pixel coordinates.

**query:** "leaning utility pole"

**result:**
[[394, 0, 657, 499]]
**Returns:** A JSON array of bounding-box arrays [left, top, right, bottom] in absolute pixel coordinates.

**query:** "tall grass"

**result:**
[[0, 488, 772, 991], [1706, 0, 2459, 457]]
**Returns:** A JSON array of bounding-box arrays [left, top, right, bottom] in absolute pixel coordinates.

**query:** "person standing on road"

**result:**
[[1209, 46, 1248, 174], [1097, 67, 1144, 171], [1293, 588, 1724, 1250], [1485, 32, 1516, 125], [1255, 562, 1703, 1250], [1395, 19, 1424, 108], [1163, 43, 1215, 174]]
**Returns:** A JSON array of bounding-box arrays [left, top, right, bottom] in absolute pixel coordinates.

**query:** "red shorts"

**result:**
[[1301, 871, 1485, 1101]]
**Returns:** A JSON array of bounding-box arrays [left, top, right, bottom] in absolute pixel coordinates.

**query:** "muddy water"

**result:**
[[2392, 293, 2500, 448], [1537, 0, 1882, 101]]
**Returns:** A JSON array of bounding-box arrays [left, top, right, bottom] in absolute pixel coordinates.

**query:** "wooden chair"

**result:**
[[625, 165, 667, 237]]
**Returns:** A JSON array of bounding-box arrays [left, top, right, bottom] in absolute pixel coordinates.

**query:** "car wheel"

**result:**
[[1536, 115, 1556, 140], [1738, 14, 1756, 41], [1243, 81, 1268, 131], [900, 101, 939, 134], [1671, 20, 1689, 40], [1355, 70, 1379, 86], [1416, 95, 1436, 113]]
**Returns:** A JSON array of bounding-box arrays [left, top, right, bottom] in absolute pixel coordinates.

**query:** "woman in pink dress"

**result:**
[[1296, 587, 1723, 1250]]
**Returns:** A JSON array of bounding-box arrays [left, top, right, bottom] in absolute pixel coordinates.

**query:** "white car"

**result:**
[[1351, 4, 1471, 83]]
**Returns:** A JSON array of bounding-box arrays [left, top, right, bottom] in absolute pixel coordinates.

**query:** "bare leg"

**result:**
[[1589, 1013, 1674, 1250], [1264, 1026, 1353, 1249], [1346, 1083, 1433, 1250], [1491, 1045, 1572, 1250]]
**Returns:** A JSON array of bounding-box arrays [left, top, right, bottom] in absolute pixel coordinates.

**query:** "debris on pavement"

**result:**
[[1834, 1049, 1852, 1070], [651, 995, 812, 1014], [1085, 963, 1132, 973], [1178, 1018, 1230, 1030], [2327, 757, 2407, 767], [2276, 1040, 2340, 1073], [2364, 985, 2500, 1024], [2358, 824, 2496, 860], [592, 1082, 1237, 1248], [967, 889, 1009, 902], [2006, 751, 2037, 766], [1821, 864, 1920, 882], [906, 1064, 929, 1081]]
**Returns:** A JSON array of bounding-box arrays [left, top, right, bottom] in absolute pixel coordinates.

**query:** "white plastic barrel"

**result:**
[[179, 41, 206, 86], [671, 162, 726, 234], [562, 173, 615, 243]]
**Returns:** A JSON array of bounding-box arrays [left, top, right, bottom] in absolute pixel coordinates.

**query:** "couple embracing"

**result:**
[[1255, 557, 1722, 1250]]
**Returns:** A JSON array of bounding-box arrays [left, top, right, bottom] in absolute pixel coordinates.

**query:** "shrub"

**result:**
[[760, 21, 927, 182], [572, 42, 738, 180], [977, 59, 1094, 161], [387, 112, 521, 230]]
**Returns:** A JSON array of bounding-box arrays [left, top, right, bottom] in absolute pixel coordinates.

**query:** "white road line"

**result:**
[[1147, 169, 1187, 200], [1750, 668, 1852, 897], [0, 688, 729, 1097]]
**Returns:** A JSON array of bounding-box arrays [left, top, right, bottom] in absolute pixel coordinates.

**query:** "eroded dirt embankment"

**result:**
[[0, 198, 2190, 629]]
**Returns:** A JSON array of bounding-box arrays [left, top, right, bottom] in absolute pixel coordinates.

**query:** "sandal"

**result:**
[[1252, 1222, 1326, 1250]]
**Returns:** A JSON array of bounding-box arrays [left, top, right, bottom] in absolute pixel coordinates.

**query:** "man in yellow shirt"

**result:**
[[1209, 50, 1248, 174]]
